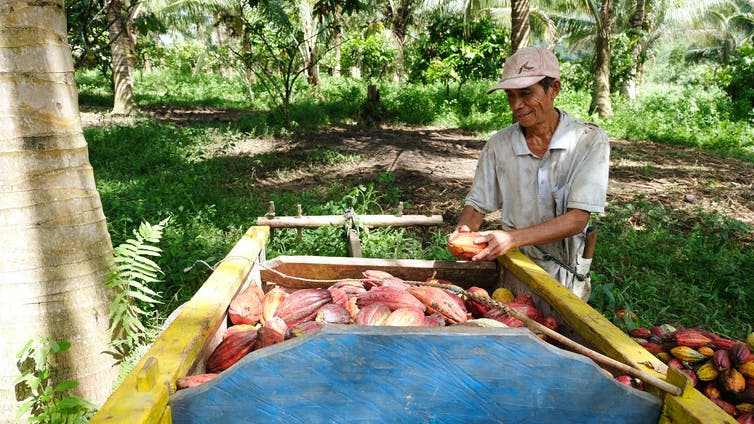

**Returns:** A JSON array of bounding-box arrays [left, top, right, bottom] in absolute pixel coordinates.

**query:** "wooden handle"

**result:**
[[583, 227, 597, 259]]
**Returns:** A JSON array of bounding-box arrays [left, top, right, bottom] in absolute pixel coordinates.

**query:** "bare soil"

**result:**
[[80, 107, 754, 242]]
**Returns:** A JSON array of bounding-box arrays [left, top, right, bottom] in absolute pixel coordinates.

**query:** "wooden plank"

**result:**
[[256, 213, 443, 228], [89, 226, 269, 424], [170, 325, 662, 424], [497, 249, 736, 424], [259, 255, 498, 289]]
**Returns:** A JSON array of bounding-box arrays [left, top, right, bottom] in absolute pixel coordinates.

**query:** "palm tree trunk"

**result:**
[[0, 0, 119, 420], [511, 0, 531, 52], [589, 0, 613, 118], [108, 0, 137, 116], [621, 0, 645, 100]]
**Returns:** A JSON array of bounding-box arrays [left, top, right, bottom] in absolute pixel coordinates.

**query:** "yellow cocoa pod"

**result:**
[[492, 287, 514, 303], [738, 360, 754, 378], [748, 332, 754, 353], [656, 351, 673, 363], [738, 403, 754, 413], [696, 361, 719, 381], [698, 346, 715, 357], [671, 346, 706, 363]]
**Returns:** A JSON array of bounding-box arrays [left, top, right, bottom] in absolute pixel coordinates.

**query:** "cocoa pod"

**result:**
[[542, 316, 558, 332], [383, 307, 425, 327], [261, 286, 287, 325], [423, 313, 447, 327], [327, 286, 349, 308], [682, 368, 698, 387], [223, 324, 255, 340], [176, 373, 219, 390], [406, 286, 467, 324], [697, 361, 720, 381], [464, 286, 491, 318], [699, 346, 716, 357], [254, 316, 287, 350], [722, 368, 747, 394], [711, 398, 739, 417], [671, 346, 707, 363], [704, 382, 722, 399], [731, 343, 754, 367], [284, 320, 325, 340], [228, 284, 265, 325], [274, 288, 332, 326], [639, 342, 664, 356], [483, 308, 524, 327], [447, 232, 487, 260], [738, 403, 754, 414], [357, 286, 426, 312], [491, 287, 515, 304], [330, 279, 367, 296], [362, 270, 405, 289], [206, 327, 258, 373], [354, 303, 391, 326], [674, 329, 712, 349], [344, 296, 360, 319], [714, 349, 732, 372], [315, 303, 352, 324], [738, 386, 754, 404], [713, 337, 737, 351], [629, 327, 652, 339], [747, 332, 754, 353], [738, 412, 754, 424], [738, 361, 754, 378]]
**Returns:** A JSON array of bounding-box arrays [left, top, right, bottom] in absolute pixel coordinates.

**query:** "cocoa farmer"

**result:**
[[450, 46, 610, 301]]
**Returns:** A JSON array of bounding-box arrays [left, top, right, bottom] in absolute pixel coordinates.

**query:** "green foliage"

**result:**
[[15, 338, 96, 424], [717, 44, 754, 121], [106, 219, 168, 361], [589, 200, 753, 338], [409, 13, 509, 95], [340, 25, 397, 80]]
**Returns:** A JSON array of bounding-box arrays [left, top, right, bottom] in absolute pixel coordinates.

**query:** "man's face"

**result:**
[[504, 80, 560, 128]]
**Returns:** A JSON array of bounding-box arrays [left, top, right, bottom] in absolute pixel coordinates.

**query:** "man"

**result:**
[[450, 46, 610, 301]]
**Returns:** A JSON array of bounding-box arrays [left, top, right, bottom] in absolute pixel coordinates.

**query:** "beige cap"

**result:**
[[488, 46, 560, 93]]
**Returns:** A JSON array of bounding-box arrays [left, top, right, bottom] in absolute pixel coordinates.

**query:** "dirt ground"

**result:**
[[80, 108, 754, 242]]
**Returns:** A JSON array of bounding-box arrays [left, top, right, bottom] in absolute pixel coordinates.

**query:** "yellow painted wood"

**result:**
[[498, 249, 736, 424], [89, 226, 269, 424]]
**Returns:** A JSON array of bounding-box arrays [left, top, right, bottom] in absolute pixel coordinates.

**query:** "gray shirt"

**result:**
[[464, 110, 610, 296]]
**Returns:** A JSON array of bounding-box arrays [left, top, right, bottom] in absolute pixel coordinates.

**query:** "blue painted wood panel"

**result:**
[[170, 325, 662, 424]]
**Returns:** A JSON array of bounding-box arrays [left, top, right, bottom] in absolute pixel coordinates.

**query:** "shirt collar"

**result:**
[[512, 109, 570, 156]]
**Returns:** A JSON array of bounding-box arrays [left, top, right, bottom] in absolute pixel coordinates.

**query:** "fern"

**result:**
[[106, 218, 169, 361]]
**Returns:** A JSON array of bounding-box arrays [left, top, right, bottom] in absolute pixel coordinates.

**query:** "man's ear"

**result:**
[[551, 80, 562, 97]]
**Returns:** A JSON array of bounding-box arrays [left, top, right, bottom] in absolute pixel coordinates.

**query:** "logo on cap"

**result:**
[[518, 61, 535, 74]]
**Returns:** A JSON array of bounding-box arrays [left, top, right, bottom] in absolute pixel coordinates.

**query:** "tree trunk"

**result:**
[[0, 0, 119, 420], [333, 23, 342, 77], [589, 0, 613, 118], [511, 0, 531, 53], [621, 0, 645, 100], [108, 0, 137, 116], [386, 0, 413, 78]]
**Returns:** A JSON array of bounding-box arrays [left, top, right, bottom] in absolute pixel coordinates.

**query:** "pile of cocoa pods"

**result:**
[[625, 323, 754, 422], [176, 269, 559, 390]]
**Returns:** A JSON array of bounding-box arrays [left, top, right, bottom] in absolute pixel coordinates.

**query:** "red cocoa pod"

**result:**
[[274, 288, 332, 326], [206, 327, 258, 373], [261, 286, 287, 325], [505, 300, 543, 323], [284, 320, 325, 340], [354, 303, 391, 326], [731, 343, 754, 367], [714, 349, 732, 372], [674, 329, 712, 349], [542, 316, 558, 332], [447, 232, 487, 260], [738, 412, 754, 424], [713, 337, 737, 350], [406, 286, 467, 324], [630, 327, 652, 339], [176, 373, 219, 390], [356, 286, 426, 312], [423, 313, 447, 327], [327, 286, 349, 307], [362, 270, 405, 289], [464, 286, 491, 318], [330, 279, 367, 296], [254, 316, 288, 350], [223, 324, 255, 340], [711, 398, 740, 417], [639, 342, 664, 355], [483, 308, 525, 327], [315, 303, 352, 324], [228, 284, 265, 325]]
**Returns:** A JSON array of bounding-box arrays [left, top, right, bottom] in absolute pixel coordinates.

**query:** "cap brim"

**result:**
[[486, 75, 548, 94]]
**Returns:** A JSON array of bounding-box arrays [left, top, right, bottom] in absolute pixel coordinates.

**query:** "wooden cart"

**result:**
[[89, 226, 735, 423]]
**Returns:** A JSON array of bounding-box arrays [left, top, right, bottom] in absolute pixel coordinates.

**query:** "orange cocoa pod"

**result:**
[[674, 329, 712, 349], [704, 382, 722, 399], [721, 368, 747, 394], [206, 327, 258, 373], [273, 288, 332, 326], [447, 232, 487, 260], [383, 307, 426, 327], [356, 286, 426, 312], [176, 373, 219, 390], [738, 361, 754, 378], [228, 284, 265, 325], [406, 286, 468, 324], [699, 346, 716, 357], [254, 316, 287, 350]]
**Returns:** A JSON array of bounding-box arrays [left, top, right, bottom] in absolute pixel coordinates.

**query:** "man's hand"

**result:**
[[471, 230, 517, 261], [449, 224, 472, 241]]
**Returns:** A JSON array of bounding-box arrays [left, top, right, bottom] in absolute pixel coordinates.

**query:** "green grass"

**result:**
[[79, 69, 753, 339]]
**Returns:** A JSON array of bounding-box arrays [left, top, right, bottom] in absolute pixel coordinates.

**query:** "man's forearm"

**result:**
[[456, 205, 486, 232], [507, 209, 590, 248]]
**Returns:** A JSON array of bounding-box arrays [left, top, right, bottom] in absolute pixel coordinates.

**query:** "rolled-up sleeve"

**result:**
[[567, 128, 610, 213], [464, 141, 502, 214]]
